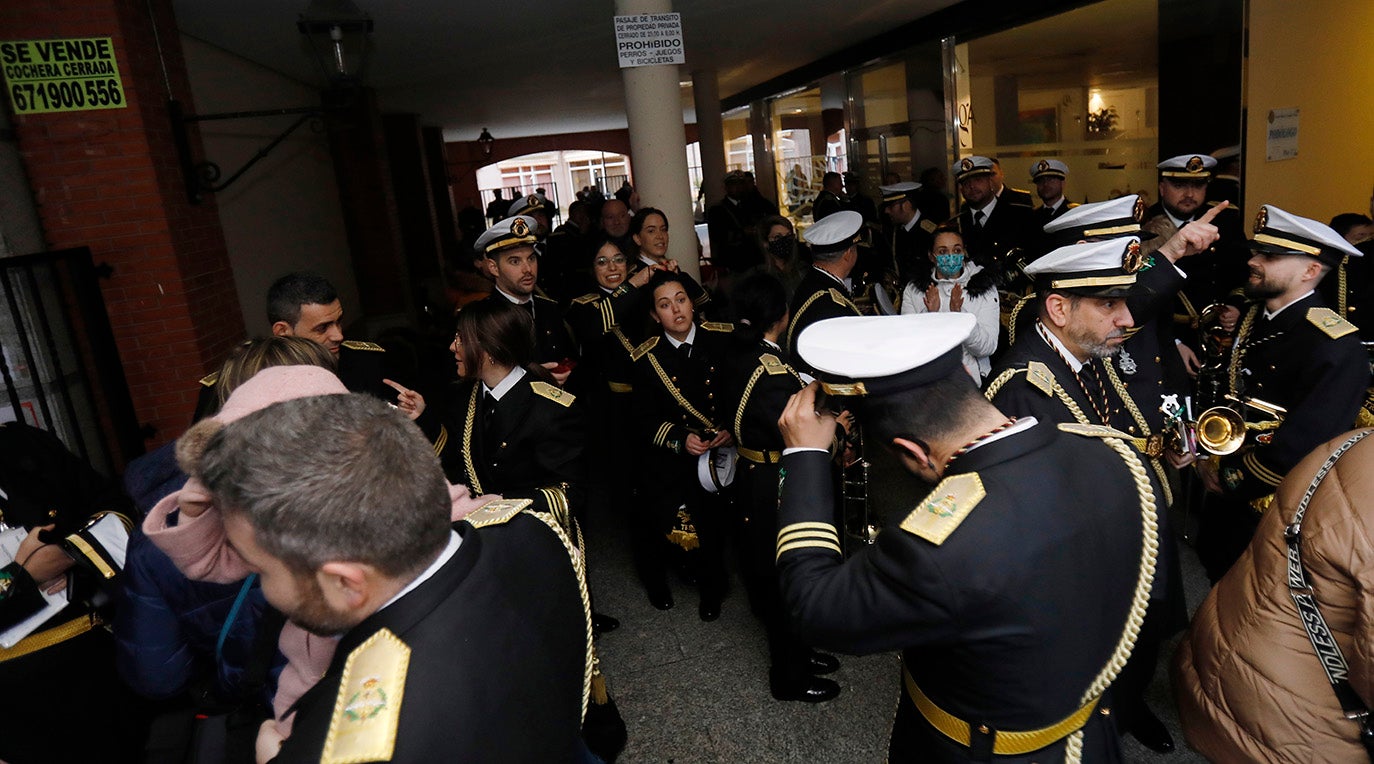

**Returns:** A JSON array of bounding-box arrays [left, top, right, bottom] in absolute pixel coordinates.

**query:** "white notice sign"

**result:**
[[614, 13, 685, 69], [1266, 108, 1299, 162]]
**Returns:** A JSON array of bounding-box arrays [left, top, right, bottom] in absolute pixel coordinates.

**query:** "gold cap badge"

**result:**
[[1254, 206, 1269, 233], [960, 157, 974, 172], [1185, 155, 1204, 173], [1122, 240, 1144, 273], [511, 217, 530, 237]]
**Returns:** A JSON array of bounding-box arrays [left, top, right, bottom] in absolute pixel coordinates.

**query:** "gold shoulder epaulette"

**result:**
[[827, 288, 850, 306], [1026, 360, 1056, 396], [1307, 307, 1358, 339], [630, 336, 659, 361], [700, 321, 734, 332], [534, 292, 558, 305], [465, 498, 534, 528], [920, 219, 937, 234], [1058, 422, 1131, 439], [199, 371, 220, 387], [900, 473, 986, 545], [571, 293, 600, 305], [759, 353, 788, 375], [530, 380, 575, 407], [341, 340, 385, 352], [321, 628, 410, 764]]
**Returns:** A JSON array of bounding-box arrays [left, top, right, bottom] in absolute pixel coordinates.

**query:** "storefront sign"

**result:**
[[613, 13, 685, 69], [1265, 108, 1299, 162], [1, 37, 126, 115]]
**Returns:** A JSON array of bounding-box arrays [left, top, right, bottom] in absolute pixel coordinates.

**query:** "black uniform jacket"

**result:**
[[985, 328, 1176, 597], [775, 423, 1147, 762], [0, 422, 135, 630], [478, 291, 577, 367], [274, 513, 588, 764], [1115, 254, 1188, 430], [439, 371, 585, 526], [785, 268, 863, 376], [193, 340, 400, 424], [887, 218, 937, 288], [956, 200, 1037, 283], [1218, 293, 1370, 500], [811, 189, 844, 222], [630, 323, 738, 523]]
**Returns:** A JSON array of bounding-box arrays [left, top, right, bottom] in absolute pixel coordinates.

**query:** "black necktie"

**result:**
[[679, 342, 692, 359], [974, 210, 986, 227], [482, 391, 500, 440], [519, 301, 534, 319]]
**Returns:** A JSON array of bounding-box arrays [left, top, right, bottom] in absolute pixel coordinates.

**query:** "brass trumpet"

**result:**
[[1193, 396, 1287, 455]]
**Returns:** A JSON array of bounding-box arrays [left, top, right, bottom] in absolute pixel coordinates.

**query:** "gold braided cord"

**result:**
[[646, 353, 718, 432], [526, 510, 595, 722], [1063, 435, 1159, 763], [1228, 306, 1259, 396], [1101, 360, 1174, 507], [982, 367, 1023, 400], [460, 384, 483, 495], [1339, 257, 1349, 316], [785, 289, 830, 350], [733, 356, 803, 449]]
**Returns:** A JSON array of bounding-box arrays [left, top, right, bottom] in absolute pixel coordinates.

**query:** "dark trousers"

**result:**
[[0, 627, 150, 764], [634, 464, 727, 605], [1196, 494, 1263, 584], [733, 461, 810, 676]]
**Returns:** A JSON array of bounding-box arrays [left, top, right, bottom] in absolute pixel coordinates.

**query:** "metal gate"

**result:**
[[0, 246, 142, 474]]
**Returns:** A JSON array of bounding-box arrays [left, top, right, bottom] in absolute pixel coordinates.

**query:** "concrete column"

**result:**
[[616, 0, 699, 279], [691, 68, 726, 210]]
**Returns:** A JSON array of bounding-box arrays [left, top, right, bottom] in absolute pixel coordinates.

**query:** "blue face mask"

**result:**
[[935, 253, 965, 277]]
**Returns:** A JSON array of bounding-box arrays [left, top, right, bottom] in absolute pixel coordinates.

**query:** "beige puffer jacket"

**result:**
[[1174, 429, 1374, 762]]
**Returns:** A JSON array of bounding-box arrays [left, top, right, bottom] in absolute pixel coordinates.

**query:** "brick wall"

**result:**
[[3, 0, 244, 445]]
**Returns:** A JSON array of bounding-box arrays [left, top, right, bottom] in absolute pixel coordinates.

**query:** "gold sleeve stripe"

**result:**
[[777, 539, 844, 559], [1243, 451, 1284, 487], [66, 534, 117, 579], [654, 422, 673, 447]]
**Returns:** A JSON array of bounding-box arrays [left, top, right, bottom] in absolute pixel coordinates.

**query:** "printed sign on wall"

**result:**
[[613, 14, 685, 69], [1, 37, 126, 115]]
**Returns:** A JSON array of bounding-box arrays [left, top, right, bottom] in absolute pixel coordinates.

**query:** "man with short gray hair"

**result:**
[[200, 394, 589, 763]]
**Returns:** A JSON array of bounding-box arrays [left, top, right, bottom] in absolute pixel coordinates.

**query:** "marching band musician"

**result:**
[[785, 211, 866, 377], [1195, 205, 1369, 583], [775, 312, 1155, 762], [727, 272, 841, 704], [629, 271, 737, 619]]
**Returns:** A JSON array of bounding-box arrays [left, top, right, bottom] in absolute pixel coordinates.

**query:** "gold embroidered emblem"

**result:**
[[960, 157, 974, 172], [322, 629, 410, 764], [1036, 159, 1050, 174], [1026, 361, 1055, 396], [900, 473, 985, 545], [1306, 307, 1357, 339], [511, 217, 530, 237], [1254, 206, 1269, 233], [1185, 155, 1205, 173], [531, 380, 576, 407], [1122, 240, 1144, 273], [465, 498, 534, 528], [1132, 195, 1146, 223]]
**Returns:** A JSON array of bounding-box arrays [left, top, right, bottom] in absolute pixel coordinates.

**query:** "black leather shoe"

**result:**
[[1127, 708, 1175, 754], [769, 671, 841, 703], [805, 650, 840, 675], [592, 612, 620, 636], [698, 599, 721, 622], [646, 586, 674, 611]]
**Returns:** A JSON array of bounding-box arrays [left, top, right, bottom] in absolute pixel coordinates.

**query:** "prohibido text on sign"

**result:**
[[613, 13, 685, 69], [1, 37, 127, 115]]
